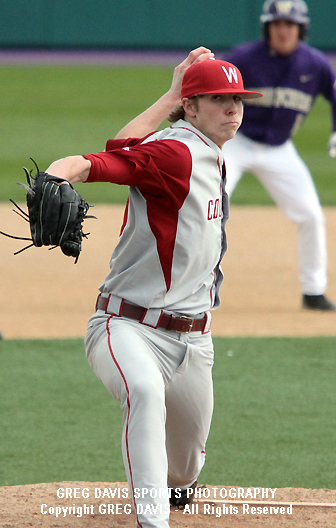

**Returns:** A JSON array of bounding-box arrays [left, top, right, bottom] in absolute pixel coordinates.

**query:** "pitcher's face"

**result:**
[[184, 93, 244, 148]]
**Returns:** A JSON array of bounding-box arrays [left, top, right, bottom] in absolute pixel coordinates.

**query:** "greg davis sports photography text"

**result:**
[[38, 485, 293, 519]]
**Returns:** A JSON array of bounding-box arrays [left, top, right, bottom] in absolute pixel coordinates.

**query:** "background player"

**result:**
[[222, 0, 336, 311], [44, 51, 262, 528]]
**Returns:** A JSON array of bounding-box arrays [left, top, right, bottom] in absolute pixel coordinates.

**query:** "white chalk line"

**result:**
[[195, 498, 336, 508]]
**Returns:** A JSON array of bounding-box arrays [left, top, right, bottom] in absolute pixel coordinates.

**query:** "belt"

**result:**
[[96, 295, 207, 334]]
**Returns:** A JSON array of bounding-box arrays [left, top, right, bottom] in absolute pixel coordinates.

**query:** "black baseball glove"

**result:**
[[0, 159, 95, 263]]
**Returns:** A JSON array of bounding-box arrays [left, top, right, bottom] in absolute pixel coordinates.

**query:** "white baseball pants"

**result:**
[[223, 132, 327, 295], [85, 312, 214, 528]]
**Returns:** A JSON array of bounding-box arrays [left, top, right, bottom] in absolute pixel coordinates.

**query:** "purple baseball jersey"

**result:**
[[225, 41, 336, 146]]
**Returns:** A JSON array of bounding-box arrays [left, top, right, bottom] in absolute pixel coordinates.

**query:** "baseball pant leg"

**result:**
[[252, 140, 327, 294], [85, 316, 173, 528], [165, 331, 214, 490], [86, 315, 211, 527], [223, 134, 327, 294]]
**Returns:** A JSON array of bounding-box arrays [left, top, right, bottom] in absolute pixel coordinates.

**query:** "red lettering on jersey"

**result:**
[[207, 200, 214, 220], [208, 198, 222, 220]]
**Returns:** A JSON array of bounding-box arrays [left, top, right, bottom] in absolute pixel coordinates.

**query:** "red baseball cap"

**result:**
[[181, 59, 263, 100]]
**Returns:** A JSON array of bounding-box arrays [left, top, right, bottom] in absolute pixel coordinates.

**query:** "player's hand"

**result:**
[[328, 132, 336, 157], [115, 47, 214, 140], [168, 47, 215, 104]]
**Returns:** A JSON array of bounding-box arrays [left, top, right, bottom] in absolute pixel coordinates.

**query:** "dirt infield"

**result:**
[[1, 204, 336, 527], [1, 204, 335, 339]]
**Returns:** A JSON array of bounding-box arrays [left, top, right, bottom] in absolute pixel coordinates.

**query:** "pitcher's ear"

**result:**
[[182, 97, 198, 118]]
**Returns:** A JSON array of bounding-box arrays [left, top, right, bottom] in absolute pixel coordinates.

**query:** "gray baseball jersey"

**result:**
[[84, 119, 229, 318]]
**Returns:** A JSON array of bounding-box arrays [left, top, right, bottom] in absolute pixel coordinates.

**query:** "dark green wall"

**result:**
[[0, 0, 335, 51]]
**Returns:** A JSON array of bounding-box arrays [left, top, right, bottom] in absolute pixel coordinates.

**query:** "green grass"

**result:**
[[1, 336, 335, 488], [204, 336, 336, 488], [0, 338, 125, 486], [0, 65, 335, 205], [0, 65, 172, 204]]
